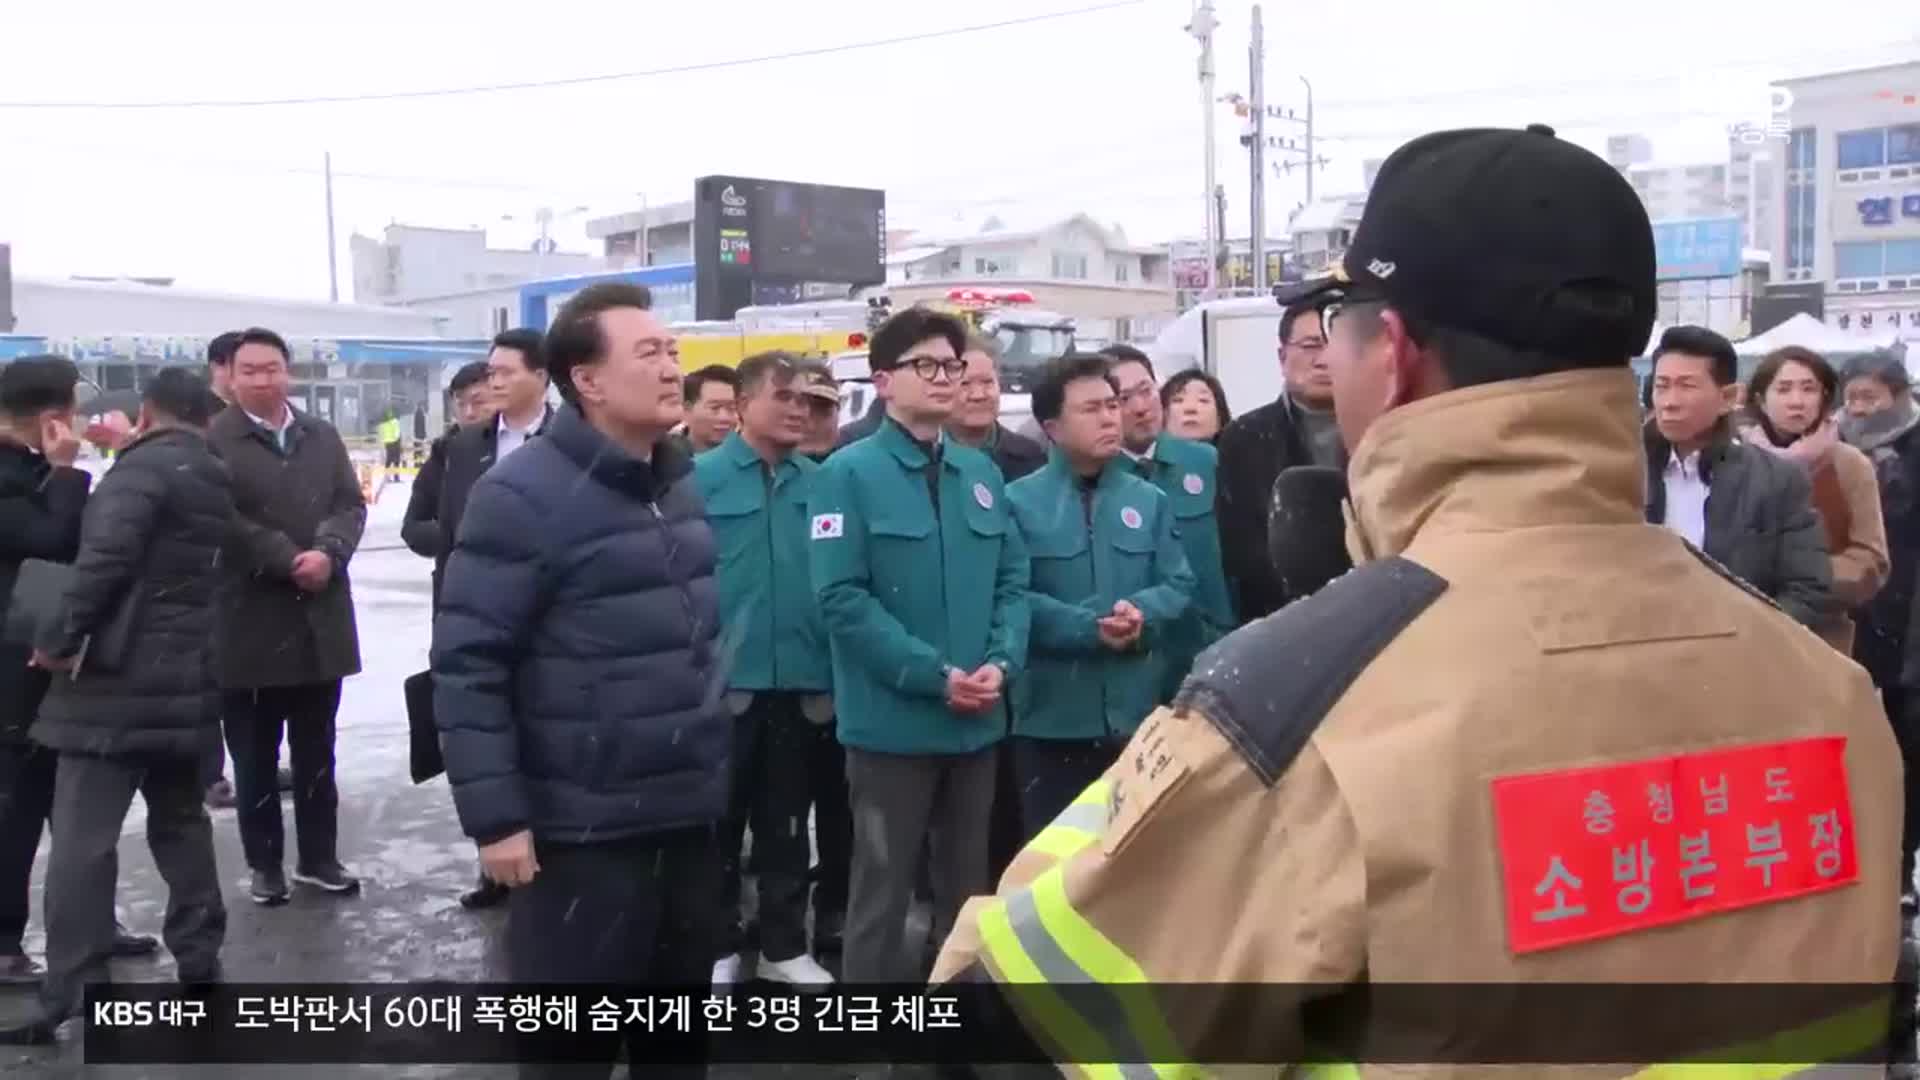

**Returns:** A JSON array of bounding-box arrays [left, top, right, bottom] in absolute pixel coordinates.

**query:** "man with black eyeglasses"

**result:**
[[1215, 300, 1345, 623], [807, 307, 1029, 990]]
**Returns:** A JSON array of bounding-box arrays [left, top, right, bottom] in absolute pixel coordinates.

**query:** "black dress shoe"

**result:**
[[112, 924, 160, 958], [458, 877, 508, 910]]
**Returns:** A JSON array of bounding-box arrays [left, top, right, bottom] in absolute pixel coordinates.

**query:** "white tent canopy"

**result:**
[[1735, 313, 1899, 356]]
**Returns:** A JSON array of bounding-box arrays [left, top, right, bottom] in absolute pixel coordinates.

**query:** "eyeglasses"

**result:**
[[1319, 293, 1385, 340], [896, 355, 968, 382]]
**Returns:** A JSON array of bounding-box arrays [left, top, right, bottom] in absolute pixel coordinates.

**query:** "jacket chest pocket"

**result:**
[[702, 490, 764, 571], [1167, 489, 1213, 540], [1102, 520, 1158, 591], [960, 502, 1007, 549], [869, 516, 935, 595], [1027, 525, 1091, 596]]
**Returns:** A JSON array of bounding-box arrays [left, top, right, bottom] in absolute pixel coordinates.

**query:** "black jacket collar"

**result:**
[[118, 426, 206, 458], [214, 402, 312, 453], [486, 404, 554, 445], [545, 404, 691, 499]]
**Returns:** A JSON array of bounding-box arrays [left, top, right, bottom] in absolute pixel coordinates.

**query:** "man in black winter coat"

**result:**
[[208, 327, 366, 906], [1, 369, 232, 1043], [404, 339, 552, 913], [1644, 326, 1832, 628], [402, 359, 499, 609], [1213, 298, 1347, 624], [0, 357, 91, 986], [434, 283, 729, 1078]]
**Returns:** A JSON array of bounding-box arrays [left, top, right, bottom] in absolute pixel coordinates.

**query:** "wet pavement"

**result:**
[[0, 480, 891, 1078]]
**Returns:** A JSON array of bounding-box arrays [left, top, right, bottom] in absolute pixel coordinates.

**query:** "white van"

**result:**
[[1147, 296, 1285, 417]]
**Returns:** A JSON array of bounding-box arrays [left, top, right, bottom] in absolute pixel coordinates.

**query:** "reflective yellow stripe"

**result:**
[[1018, 778, 1110, 864], [1626, 998, 1890, 1079], [1294, 1064, 1361, 1080], [977, 897, 1127, 1080], [1028, 826, 1100, 860], [1071, 778, 1112, 809], [1030, 866, 1204, 1080]]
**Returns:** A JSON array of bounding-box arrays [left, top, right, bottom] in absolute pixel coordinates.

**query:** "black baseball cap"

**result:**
[[1277, 123, 1656, 362]]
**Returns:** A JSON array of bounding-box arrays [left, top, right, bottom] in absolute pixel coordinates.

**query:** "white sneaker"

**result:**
[[757, 952, 834, 993], [711, 954, 743, 989]]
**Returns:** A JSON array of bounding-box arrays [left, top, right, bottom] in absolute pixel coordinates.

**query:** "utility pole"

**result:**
[[323, 152, 339, 303], [1248, 5, 1266, 292], [1213, 185, 1229, 286], [1264, 77, 1326, 211], [636, 192, 650, 267], [1301, 75, 1315, 203], [533, 207, 553, 282], [1187, 0, 1220, 298]]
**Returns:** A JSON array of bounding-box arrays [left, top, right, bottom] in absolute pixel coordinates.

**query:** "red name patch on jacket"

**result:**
[[1492, 737, 1857, 954]]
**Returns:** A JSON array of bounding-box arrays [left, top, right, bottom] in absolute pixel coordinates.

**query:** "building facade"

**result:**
[[8, 275, 477, 438], [1285, 196, 1366, 275], [14, 275, 449, 338], [350, 224, 607, 305], [585, 201, 698, 268], [1608, 133, 1775, 253], [883, 214, 1175, 345], [1767, 61, 1920, 339]]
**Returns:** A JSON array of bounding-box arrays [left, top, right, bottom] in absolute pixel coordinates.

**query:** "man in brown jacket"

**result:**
[[210, 328, 366, 907], [934, 125, 1902, 1074]]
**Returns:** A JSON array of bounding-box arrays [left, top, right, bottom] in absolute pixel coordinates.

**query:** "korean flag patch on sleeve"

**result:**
[[811, 513, 845, 541]]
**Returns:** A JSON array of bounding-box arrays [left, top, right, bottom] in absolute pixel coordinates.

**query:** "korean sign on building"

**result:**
[[1652, 218, 1745, 282], [1492, 736, 1857, 954], [1856, 194, 1920, 227]]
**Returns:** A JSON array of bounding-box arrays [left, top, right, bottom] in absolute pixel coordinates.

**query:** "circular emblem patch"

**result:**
[[1120, 506, 1143, 530], [973, 482, 994, 509], [1182, 472, 1204, 495]]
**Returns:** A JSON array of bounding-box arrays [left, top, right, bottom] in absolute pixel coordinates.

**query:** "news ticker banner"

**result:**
[[82, 982, 1907, 1065]]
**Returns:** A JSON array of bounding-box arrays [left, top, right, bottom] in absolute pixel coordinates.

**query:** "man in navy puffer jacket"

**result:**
[[433, 282, 729, 1079]]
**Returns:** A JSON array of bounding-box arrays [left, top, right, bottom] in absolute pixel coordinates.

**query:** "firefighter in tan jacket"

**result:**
[[933, 124, 1904, 1076]]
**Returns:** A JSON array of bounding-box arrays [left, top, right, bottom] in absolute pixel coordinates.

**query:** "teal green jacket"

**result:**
[[1008, 454, 1195, 741], [693, 433, 831, 693], [808, 418, 1031, 755], [1128, 435, 1235, 701]]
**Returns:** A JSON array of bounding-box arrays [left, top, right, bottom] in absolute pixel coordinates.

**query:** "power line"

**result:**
[[1314, 104, 1797, 144], [0, 1, 1146, 111], [1288, 40, 1920, 111]]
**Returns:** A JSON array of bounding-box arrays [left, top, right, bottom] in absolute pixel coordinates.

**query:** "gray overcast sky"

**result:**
[[2, 0, 1915, 300]]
